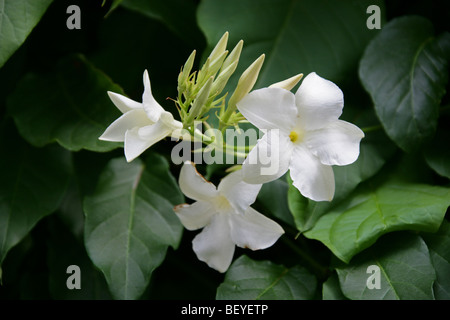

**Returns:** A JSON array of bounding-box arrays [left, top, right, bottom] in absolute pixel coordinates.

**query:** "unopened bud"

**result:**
[[208, 31, 229, 62], [208, 50, 229, 80], [189, 76, 214, 120], [228, 54, 265, 108], [211, 60, 238, 96], [178, 50, 196, 92], [221, 40, 243, 73], [269, 73, 303, 91]]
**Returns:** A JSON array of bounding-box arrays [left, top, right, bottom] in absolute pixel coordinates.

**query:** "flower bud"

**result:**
[[178, 50, 196, 93], [188, 76, 214, 121], [227, 54, 265, 109], [208, 31, 229, 62], [221, 40, 243, 73], [269, 73, 303, 91], [211, 60, 238, 96]]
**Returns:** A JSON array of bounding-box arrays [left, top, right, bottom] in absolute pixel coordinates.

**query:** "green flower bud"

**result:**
[[208, 31, 229, 62], [178, 50, 196, 94], [269, 73, 303, 91], [211, 60, 238, 96], [227, 54, 265, 109], [186, 76, 214, 124], [221, 40, 243, 73]]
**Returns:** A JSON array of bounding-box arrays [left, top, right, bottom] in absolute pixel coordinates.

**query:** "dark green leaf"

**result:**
[[322, 272, 347, 300], [304, 178, 450, 263], [7, 54, 123, 152], [0, 123, 71, 264], [121, 0, 203, 46], [198, 0, 384, 89], [216, 255, 317, 300], [424, 126, 450, 179], [47, 217, 112, 299], [0, 0, 53, 68], [359, 16, 450, 152], [84, 154, 184, 300], [336, 233, 436, 300], [422, 220, 450, 300]]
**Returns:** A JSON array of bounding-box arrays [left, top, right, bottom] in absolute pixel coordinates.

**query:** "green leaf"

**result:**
[[422, 220, 450, 300], [288, 119, 396, 232], [322, 272, 347, 300], [47, 217, 112, 300], [0, 123, 71, 264], [84, 154, 184, 300], [198, 0, 384, 88], [335, 233, 436, 300], [424, 126, 450, 179], [304, 177, 450, 263], [7, 54, 123, 152], [359, 16, 450, 152], [121, 0, 203, 46], [0, 0, 53, 68], [216, 255, 317, 300]]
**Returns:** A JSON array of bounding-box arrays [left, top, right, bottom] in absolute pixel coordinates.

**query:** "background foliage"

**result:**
[[0, 0, 449, 300]]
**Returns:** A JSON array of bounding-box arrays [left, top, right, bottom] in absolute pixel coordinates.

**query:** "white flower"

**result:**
[[174, 161, 284, 273], [99, 70, 182, 162], [237, 72, 364, 202]]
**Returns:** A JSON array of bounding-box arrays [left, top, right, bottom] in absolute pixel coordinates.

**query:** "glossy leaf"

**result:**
[[0, 0, 53, 68], [336, 233, 436, 300], [7, 54, 123, 152], [422, 220, 450, 299], [121, 0, 203, 46], [0, 123, 71, 264], [47, 218, 112, 299], [84, 154, 183, 300], [198, 0, 384, 89], [424, 127, 450, 179], [216, 255, 317, 300], [304, 178, 450, 263], [322, 272, 347, 300], [359, 16, 450, 152]]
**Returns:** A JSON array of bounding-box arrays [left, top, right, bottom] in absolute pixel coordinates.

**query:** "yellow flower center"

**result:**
[[289, 130, 304, 143], [215, 195, 232, 211]]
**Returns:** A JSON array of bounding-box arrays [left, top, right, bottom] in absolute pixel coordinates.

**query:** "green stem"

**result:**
[[361, 124, 382, 134], [281, 236, 329, 279]]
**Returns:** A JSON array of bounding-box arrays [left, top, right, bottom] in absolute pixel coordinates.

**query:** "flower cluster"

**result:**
[[100, 32, 364, 272]]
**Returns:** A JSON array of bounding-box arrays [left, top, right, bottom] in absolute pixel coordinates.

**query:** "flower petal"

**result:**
[[217, 170, 261, 214], [290, 145, 335, 201], [242, 130, 293, 184], [295, 72, 344, 131], [124, 121, 172, 162], [230, 207, 284, 250], [99, 109, 150, 142], [142, 70, 165, 123], [179, 161, 218, 202], [160, 111, 183, 130], [237, 87, 297, 134], [107, 91, 143, 114], [174, 201, 215, 231], [305, 120, 365, 166], [192, 213, 235, 273]]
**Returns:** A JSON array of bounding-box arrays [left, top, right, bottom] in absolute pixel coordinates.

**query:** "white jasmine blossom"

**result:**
[[174, 161, 284, 273], [99, 70, 182, 162], [237, 72, 364, 202]]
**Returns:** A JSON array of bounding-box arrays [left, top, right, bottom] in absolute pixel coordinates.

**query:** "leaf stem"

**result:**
[[280, 235, 329, 280]]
